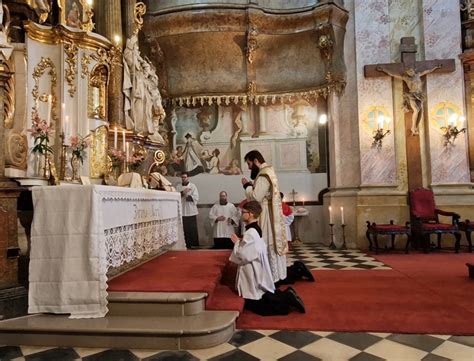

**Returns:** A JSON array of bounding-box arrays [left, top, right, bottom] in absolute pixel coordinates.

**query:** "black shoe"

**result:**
[[284, 287, 306, 313], [294, 261, 315, 282]]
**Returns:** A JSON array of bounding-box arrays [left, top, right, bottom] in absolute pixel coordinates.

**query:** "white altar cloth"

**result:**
[[28, 185, 185, 318]]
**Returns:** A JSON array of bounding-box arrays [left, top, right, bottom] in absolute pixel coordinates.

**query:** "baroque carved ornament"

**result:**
[[81, 54, 91, 78], [64, 39, 78, 97], [245, 25, 258, 64], [133, 2, 146, 35], [31, 57, 58, 124]]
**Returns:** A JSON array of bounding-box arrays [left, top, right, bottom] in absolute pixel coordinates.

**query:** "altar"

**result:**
[[28, 185, 184, 318]]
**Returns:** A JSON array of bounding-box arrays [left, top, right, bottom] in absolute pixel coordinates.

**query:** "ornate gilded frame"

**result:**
[[58, 0, 93, 31], [31, 57, 58, 126]]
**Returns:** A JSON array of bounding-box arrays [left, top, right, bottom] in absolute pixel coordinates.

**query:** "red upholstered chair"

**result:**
[[366, 221, 411, 254], [409, 188, 461, 253]]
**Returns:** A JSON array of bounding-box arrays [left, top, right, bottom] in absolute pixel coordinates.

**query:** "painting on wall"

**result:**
[[159, 102, 327, 177], [58, 0, 87, 29]]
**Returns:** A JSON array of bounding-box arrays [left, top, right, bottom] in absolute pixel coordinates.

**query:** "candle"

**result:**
[[329, 206, 333, 224], [448, 114, 457, 126], [46, 95, 52, 126], [122, 130, 126, 151], [340, 206, 345, 225], [114, 127, 118, 149], [302, 198, 305, 206], [64, 116, 69, 141], [377, 115, 384, 130], [126, 142, 130, 162]]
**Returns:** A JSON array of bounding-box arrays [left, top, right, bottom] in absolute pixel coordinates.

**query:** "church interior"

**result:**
[[0, 0, 473, 360]]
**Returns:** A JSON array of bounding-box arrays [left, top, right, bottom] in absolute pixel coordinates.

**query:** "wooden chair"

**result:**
[[409, 188, 461, 253], [457, 220, 473, 253], [366, 221, 411, 254]]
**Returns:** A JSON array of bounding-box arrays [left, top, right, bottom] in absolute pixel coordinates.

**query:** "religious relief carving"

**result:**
[[31, 57, 57, 124], [245, 25, 258, 64], [315, 23, 334, 63], [64, 39, 78, 97], [30, 0, 51, 24], [5, 131, 28, 169]]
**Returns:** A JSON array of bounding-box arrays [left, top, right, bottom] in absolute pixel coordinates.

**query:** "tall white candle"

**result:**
[[329, 206, 333, 224], [302, 198, 305, 207], [46, 95, 52, 126], [122, 130, 126, 151], [114, 127, 118, 149], [340, 206, 345, 225], [126, 142, 130, 161], [64, 116, 69, 143]]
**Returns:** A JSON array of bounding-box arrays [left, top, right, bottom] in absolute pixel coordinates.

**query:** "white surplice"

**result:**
[[175, 182, 199, 216], [229, 226, 275, 300], [209, 202, 239, 238]]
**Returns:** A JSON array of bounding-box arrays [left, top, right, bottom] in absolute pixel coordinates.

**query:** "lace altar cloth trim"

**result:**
[[105, 218, 179, 269]]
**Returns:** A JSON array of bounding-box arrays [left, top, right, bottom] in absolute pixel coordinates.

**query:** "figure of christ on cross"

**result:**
[[375, 64, 441, 135], [365, 37, 455, 136]]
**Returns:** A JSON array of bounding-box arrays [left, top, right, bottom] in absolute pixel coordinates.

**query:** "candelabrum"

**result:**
[[329, 223, 337, 249], [340, 224, 347, 250], [371, 128, 390, 149], [441, 124, 466, 147]]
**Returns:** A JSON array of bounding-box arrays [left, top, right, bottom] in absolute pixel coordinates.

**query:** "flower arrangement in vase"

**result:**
[[28, 114, 54, 177], [69, 134, 91, 181]]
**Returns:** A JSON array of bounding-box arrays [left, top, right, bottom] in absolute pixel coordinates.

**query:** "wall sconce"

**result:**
[[441, 114, 466, 146], [371, 115, 391, 149]]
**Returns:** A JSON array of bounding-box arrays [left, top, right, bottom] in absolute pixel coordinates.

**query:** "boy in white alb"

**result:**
[[230, 201, 305, 316]]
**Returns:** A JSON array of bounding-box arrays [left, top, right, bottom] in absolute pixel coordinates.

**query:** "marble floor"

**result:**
[[1, 244, 473, 361]]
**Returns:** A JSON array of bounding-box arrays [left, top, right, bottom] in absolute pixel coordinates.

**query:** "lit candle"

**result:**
[[302, 198, 305, 206], [64, 116, 69, 143], [329, 206, 333, 224], [377, 115, 384, 130], [340, 206, 345, 225], [122, 130, 126, 151], [114, 34, 121, 47], [126, 141, 130, 162], [114, 127, 118, 149], [448, 114, 457, 127], [459, 116, 465, 126], [46, 95, 52, 126], [319, 114, 328, 124]]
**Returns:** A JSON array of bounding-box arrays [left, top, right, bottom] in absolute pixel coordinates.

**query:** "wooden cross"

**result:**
[[364, 37, 455, 190]]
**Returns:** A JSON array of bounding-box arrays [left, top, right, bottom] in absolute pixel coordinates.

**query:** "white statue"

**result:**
[[123, 34, 146, 133]]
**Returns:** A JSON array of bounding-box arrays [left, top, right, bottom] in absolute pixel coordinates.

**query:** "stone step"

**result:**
[[107, 291, 207, 316], [0, 311, 239, 350]]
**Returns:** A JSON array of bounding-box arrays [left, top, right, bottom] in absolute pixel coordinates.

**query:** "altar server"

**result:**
[[209, 191, 239, 249]]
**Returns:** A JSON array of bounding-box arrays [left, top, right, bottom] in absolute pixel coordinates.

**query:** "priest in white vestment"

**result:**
[[242, 150, 315, 285], [209, 191, 239, 249], [175, 172, 199, 248]]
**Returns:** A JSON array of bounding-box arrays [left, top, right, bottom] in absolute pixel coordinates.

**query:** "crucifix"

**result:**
[[364, 37, 455, 189], [290, 188, 298, 207]]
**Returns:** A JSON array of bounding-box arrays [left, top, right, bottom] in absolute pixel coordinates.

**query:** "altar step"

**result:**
[[0, 291, 238, 349]]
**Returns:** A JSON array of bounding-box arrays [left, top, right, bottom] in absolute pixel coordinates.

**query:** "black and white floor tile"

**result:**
[[1, 331, 473, 360], [2, 245, 472, 360], [286, 243, 391, 270]]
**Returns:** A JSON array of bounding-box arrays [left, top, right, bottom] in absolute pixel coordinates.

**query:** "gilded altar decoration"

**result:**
[[81, 0, 95, 33], [89, 125, 108, 178], [29, 0, 51, 24], [245, 25, 258, 64], [133, 2, 146, 35], [31, 57, 57, 123], [81, 54, 91, 78], [88, 64, 107, 119], [64, 39, 78, 97], [3, 60, 15, 129], [315, 23, 334, 63]]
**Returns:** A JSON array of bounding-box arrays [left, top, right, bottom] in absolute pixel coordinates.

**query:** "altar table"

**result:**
[[28, 185, 184, 318]]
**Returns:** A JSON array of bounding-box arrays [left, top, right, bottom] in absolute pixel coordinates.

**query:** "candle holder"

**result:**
[[329, 223, 337, 249], [59, 132, 68, 180], [340, 224, 347, 250]]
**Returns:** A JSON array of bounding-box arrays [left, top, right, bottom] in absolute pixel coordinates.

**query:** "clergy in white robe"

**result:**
[[229, 201, 305, 316], [209, 191, 239, 249], [175, 172, 199, 248]]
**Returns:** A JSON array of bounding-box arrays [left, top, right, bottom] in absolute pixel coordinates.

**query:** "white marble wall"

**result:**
[[422, 0, 470, 184], [355, 0, 396, 185]]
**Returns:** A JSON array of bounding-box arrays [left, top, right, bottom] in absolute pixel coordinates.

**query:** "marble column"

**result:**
[[96, 0, 124, 127], [122, 0, 137, 40]]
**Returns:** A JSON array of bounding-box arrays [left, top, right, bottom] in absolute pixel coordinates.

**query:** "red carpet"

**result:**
[[107, 250, 474, 335], [237, 253, 474, 335]]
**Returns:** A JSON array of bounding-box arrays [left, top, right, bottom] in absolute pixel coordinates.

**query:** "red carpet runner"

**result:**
[[108, 251, 474, 335]]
